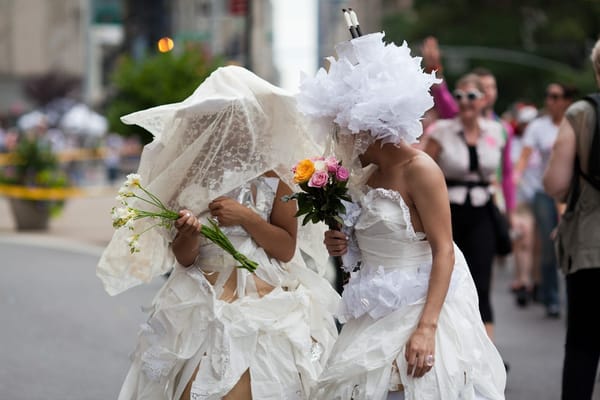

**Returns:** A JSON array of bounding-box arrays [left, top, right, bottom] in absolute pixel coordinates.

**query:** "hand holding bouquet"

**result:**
[[282, 156, 351, 229], [111, 174, 258, 272]]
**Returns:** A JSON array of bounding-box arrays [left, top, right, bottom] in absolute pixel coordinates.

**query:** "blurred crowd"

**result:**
[[416, 36, 577, 320], [416, 35, 600, 399], [0, 99, 142, 188]]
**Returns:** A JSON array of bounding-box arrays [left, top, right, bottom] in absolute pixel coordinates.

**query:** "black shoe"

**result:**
[[532, 284, 542, 303], [546, 304, 561, 319], [515, 286, 530, 308]]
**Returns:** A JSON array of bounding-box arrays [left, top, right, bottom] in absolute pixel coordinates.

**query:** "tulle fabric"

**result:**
[[296, 32, 441, 148], [310, 188, 506, 400]]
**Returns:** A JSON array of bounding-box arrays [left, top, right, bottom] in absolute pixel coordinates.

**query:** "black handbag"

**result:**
[[474, 163, 512, 257], [487, 198, 512, 256]]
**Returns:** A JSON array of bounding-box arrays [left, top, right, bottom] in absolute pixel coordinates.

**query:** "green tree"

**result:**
[[105, 46, 223, 143], [383, 0, 600, 112]]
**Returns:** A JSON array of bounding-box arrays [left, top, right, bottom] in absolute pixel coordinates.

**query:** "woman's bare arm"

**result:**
[[513, 146, 533, 186], [208, 176, 298, 263], [407, 156, 454, 331], [172, 210, 202, 267], [403, 156, 454, 377], [544, 119, 576, 201]]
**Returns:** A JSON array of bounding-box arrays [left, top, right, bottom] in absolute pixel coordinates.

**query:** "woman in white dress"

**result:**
[[97, 66, 339, 400], [296, 32, 507, 399]]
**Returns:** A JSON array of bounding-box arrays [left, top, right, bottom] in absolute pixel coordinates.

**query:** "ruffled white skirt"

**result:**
[[118, 260, 338, 400], [311, 249, 506, 400]]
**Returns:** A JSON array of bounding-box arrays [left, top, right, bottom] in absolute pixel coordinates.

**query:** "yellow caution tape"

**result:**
[[0, 184, 118, 200], [0, 148, 108, 166], [0, 184, 85, 200]]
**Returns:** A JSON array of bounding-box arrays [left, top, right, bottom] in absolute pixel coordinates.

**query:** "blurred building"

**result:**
[[170, 0, 277, 83], [0, 0, 123, 111], [0, 0, 309, 113]]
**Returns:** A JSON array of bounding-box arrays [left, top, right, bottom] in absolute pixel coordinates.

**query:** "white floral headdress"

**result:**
[[296, 32, 441, 149]]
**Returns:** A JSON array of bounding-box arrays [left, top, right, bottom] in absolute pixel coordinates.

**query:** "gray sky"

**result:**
[[272, 0, 318, 92]]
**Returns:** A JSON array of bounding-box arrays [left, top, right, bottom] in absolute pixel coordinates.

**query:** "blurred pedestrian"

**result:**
[[420, 37, 515, 221], [472, 67, 515, 216], [514, 82, 577, 318], [508, 103, 540, 306], [104, 133, 123, 185], [543, 38, 600, 399], [424, 73, 506, 345]]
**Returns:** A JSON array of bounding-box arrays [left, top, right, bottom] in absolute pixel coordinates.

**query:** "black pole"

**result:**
[[327, 221, 350, 295], [244, 0, 252, 70]]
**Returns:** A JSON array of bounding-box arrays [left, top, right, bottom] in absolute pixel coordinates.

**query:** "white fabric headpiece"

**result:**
[[97, 66, 328, 295], [296, 32, 441, 148]]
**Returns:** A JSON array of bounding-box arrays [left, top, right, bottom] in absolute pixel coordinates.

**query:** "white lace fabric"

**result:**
[[97, 66, 330, 296]]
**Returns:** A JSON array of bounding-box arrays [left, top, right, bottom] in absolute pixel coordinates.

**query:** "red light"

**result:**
[[229, 0, 247, 15]]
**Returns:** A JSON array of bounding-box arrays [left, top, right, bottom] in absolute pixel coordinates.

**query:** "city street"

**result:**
[[0, 195, 565, 399]]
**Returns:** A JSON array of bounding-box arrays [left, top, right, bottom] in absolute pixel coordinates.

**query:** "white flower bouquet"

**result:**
[[111, 173, 258, 272]]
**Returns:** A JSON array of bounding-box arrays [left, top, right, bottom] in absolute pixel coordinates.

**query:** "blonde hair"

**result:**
[[590, 38, 600, 75], [455, 73, 485, 93]]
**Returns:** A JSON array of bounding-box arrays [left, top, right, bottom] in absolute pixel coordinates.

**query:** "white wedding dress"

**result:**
[[311, 187, 506, 400], [118, 176, 339, 400]]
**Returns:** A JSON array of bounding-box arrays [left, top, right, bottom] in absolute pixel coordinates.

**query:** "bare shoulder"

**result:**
[[400, 151, 447, 201], [403, 151, 444, 181]]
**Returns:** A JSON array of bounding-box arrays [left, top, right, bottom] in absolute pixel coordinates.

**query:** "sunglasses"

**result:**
[[453, 90, 483, 102], [545, 92, 564, 101]]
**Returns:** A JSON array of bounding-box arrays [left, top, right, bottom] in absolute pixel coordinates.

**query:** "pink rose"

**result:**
[[308, 170, 329, 188], [325, 156, 339, 173], [335, 166, 349, 182]]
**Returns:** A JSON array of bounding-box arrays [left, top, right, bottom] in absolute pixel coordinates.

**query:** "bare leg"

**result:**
[[514, 209, 534, 288], [387, 390, 405, 400], [181, 367, 252, 400], [223, 370, 252, 400], [484, 322, 494, 342], [179, 366, 198, 400]]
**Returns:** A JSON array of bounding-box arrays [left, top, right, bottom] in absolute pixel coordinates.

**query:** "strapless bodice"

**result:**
[[339, 187, 467, 323], [355, 187, 431, 268]]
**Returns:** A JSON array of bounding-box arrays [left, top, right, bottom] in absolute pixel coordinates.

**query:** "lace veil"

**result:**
[[97, 65, 328, 295]]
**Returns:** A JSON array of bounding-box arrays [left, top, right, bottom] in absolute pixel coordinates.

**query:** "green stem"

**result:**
[[131, 193, 163, 209], [138, 184, 171, 211]]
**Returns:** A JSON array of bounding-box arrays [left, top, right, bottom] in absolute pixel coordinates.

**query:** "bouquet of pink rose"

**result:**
[[282, 156, 351, 229], [111, 173, 258, 272]]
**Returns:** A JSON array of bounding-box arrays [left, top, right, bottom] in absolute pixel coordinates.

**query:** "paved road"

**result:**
[[492, 259, 565, 400], [0, 194, 567, 399], [0, 240, 163, 400]]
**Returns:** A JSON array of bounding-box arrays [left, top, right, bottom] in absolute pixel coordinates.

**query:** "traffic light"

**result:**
[[229, 0, 247, 16]]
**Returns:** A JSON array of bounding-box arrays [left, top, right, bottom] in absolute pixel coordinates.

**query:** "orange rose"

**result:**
[[294, 159, 315, 183]]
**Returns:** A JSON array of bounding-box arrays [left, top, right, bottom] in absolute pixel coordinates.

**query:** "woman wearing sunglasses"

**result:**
[[424, 73, 506, 347]]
